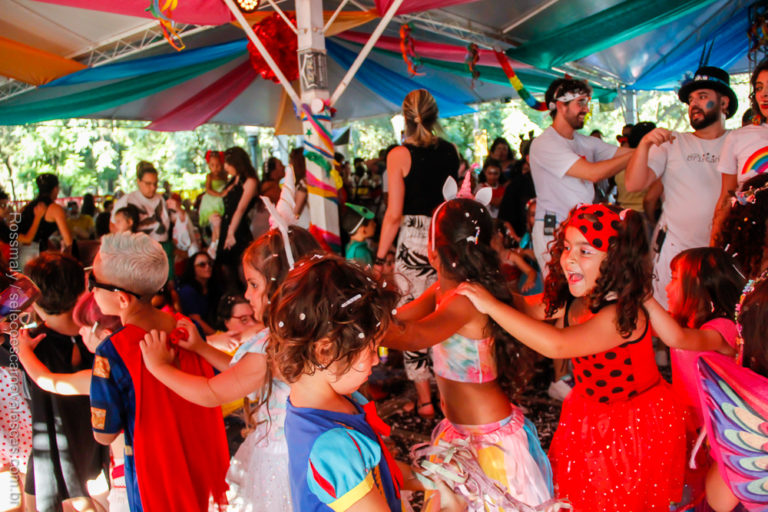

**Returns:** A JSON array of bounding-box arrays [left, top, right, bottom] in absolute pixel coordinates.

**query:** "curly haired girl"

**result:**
[[458, 204, 688, 511], [271, 255, 463, 512]]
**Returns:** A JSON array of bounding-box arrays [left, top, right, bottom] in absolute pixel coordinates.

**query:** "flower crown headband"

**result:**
[[430, 171, 491, 252], [734, 269, 768, 366]]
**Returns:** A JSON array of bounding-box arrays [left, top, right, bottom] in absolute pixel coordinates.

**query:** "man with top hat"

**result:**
[[625, 66, 736, 308]]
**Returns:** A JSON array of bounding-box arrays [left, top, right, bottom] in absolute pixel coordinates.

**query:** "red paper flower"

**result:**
[[247, 13, 299, 83]]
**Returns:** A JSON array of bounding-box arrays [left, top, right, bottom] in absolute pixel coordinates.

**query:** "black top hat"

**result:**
[[678, 66, 738, 119]]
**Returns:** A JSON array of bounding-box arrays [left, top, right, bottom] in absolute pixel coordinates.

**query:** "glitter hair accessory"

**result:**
[[734, 269, 768, 365], [732, 181, 768, 207], [431, 173, 491, 251], [261, 165, 298, 268], [566, 204, 622, 252]]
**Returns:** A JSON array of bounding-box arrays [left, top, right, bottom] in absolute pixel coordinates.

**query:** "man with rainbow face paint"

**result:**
[[624, 66, 736, 309]]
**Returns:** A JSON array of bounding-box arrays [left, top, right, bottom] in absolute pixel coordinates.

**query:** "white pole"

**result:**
[[329, 0, 406, 106], [221, 0, 301, 107]]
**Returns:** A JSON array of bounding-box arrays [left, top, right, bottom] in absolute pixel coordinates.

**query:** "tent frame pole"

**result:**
[[221, 0, 302, 107], [329, 0, 406, 106]]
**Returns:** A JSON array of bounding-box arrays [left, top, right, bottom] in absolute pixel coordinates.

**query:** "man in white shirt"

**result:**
[[625, 66, 736, 308], [530, 78, 633, 274]]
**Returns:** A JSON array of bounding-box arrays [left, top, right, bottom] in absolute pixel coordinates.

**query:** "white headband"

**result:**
[[548, 90, 590, 110]]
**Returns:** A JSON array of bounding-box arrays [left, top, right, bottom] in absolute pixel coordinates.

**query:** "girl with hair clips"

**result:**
[[715, 173, 768, 279], [458, 204, 688, 512], [375, 89, 460, 418], [217, 146, 259, 285], [198, 150, 228, 252], [271, 254, 464, 512], [140, 224, 322, 512], [17, 173, 74, 266], [383, 186, 553, 510]]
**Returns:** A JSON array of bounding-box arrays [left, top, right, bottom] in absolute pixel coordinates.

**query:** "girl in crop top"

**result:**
[[384, 193, 553, 510], [459, 204, 689, 512]]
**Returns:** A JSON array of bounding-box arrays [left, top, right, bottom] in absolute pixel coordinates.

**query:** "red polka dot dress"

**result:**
[[549, 302, 688, 511], [0, 366, 32, 473]]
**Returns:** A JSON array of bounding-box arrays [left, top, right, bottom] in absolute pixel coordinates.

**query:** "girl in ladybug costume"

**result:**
[[458, 204, 688, 511]]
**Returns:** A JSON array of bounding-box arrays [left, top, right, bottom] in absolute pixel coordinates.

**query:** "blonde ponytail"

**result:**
[[402, 89, 439, 147]]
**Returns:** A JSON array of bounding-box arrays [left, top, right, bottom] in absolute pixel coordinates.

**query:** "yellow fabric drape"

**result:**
[[234, 9, 378, 36], [0, 37, 86, 85], [274, 81, 303, 135]]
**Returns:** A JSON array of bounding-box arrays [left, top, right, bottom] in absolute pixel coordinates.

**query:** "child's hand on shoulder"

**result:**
[[455, 282, 495, 314], [140, 329, 176, 370], [175, 318, 204, 353], [17, 329, 46, 353]]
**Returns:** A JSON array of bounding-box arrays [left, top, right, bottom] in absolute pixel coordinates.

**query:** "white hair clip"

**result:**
[[619, 209, 631, 221], [299, 313, 306, 320], [358, 332, 365, 339], [341, 293, 362, 309]]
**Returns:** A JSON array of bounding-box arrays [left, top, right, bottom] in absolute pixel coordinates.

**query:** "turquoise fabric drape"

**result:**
[[0, 54, 239, 125], [506, 0, 720, 70]]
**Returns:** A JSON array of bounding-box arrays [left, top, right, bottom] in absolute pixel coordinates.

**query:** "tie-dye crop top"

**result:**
[[431, 333, 497, 383]]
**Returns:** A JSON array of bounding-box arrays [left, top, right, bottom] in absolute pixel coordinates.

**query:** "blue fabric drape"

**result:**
[[326, 38, 475, 117], [43, 39, 247, 88]]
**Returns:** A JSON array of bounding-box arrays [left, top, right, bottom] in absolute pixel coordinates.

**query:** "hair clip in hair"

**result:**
[[358, 332, 365, 339], [299, 313, 306, 320], [278, 321, 285, 328], [465, 226, 480, 244], [619, 208, 630, 221], [341, 293, 362, 309]]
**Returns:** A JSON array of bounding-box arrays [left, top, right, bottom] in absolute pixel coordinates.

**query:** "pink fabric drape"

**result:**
[[36, 0, 233, 26], [147, 60, 257, 132], [375, 0, 480, 16], [338, 31, 532, 69]]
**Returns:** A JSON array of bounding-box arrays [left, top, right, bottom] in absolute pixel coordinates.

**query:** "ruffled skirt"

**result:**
[[549, 380, 687, 511]]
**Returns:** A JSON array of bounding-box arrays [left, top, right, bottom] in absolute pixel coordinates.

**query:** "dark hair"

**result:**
[[590, 129, 602, 137], [669, 248, 745, 328], [740, 276, 768, 376], [489, 137, 511, 158], [289, 148, 307, 182], [544, 206, 652, 337], [136, 161, 158, 181], [242, 226, 322, 323], [180, 252, 215, 293], [224, 147, 258, 180], [478, 157, 504, 185], [432, 198, 535, 393], [544, 78, 592, 119], [103, 199, 113, 210], [716, 173, 768, 279], [35, 173, 59, 200], [24, 253, 85, 315], [628, 122, 656, 148], [341, 208, 372, 236], [115, 205, 140, 232], [81, 193, 96, 217], [267, 254, 399, 383], [216, 294, 250, 330], [750, 58, 768, 124]]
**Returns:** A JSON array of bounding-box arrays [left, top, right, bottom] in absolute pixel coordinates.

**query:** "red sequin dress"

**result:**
[[549, 302, 688, 511]]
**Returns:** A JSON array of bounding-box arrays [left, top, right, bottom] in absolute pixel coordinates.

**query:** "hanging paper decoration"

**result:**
[[748, 2, 768, 63], [494, 50, 548, 111], [146, 0, 185, 51], [465, 43, 480, 87], [400, 24, 424, 76], [247, 13, 299, 83]]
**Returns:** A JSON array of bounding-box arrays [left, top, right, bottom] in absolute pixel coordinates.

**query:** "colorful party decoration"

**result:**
[[465, 43, 480, 87], [494, 50, 548, 111], [748, 2, 768, 63], [247, 13, 299, 83], [399, 24, 424, 76], [146, 0, 185, 51]]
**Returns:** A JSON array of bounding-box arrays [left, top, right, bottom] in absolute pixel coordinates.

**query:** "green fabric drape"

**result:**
[[0, 54, 241, 125], [506, 0, 720, 70]]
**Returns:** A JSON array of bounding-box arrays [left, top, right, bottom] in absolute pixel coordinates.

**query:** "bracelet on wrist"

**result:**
[[374, 256, 386, 265]]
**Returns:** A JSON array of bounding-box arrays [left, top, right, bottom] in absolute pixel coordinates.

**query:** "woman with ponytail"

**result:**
[[374, 89, 460, 417]]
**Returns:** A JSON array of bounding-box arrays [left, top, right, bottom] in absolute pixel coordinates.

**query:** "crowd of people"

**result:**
[[0, 59, 766, 512]]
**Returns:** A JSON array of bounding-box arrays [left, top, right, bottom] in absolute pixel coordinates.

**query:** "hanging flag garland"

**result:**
[[146, 0, 185, 51], [400, 24, 424, 76], [494, 50, 548, 111], [465, 43, 480, 87]]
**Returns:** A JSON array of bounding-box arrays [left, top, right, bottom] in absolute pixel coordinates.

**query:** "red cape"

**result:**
[[112, 319, 229, 511]]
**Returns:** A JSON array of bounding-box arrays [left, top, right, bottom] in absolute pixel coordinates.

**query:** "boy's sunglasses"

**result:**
[[88, 272, 143, 299]]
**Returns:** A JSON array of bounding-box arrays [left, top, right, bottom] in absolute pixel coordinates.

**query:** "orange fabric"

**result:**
[[274, 81, 302, 135], [0, 37, 86, 85], [234, 9, 378, 36]]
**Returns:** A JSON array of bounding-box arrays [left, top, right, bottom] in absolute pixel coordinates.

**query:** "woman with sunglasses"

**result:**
[[176, 252, 220, 335]]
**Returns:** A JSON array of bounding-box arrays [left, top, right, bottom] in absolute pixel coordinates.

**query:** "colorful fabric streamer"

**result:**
[[400, 24, 424, 76], [466, 43, 480, 86], [146, 0, 185, 51], [494, 51, 548, 111]]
